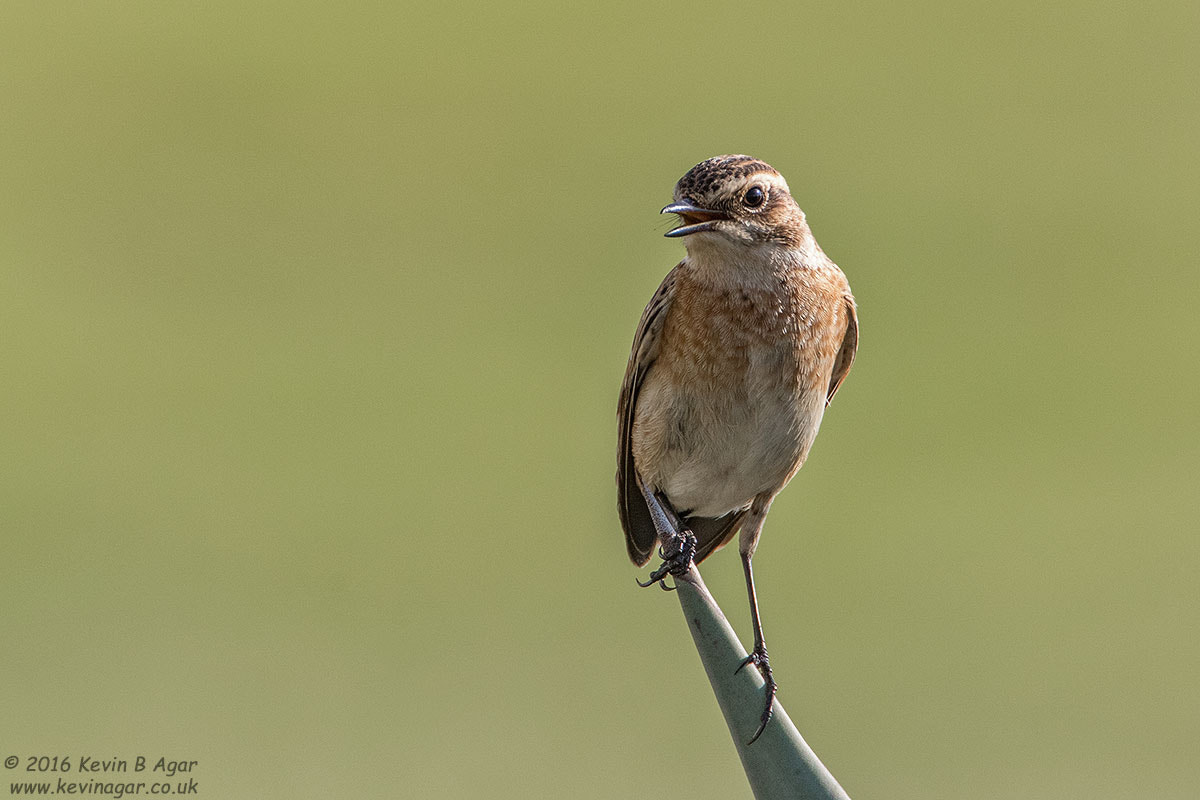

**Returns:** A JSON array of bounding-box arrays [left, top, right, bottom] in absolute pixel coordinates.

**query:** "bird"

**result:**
[[616, 154, 858, 743]]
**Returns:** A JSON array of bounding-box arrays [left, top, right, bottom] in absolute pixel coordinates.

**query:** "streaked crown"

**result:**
[[674, 155, 787, 202], [671, 155, 806, 245]]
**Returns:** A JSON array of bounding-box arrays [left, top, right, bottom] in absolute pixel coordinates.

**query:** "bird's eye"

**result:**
[[744, 186, 766, 208]]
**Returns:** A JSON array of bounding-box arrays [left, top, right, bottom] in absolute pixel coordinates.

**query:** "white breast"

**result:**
[[633, 371, 826, 518]]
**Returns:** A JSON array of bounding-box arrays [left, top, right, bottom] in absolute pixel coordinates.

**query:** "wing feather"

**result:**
[[826, 293, 859, 406], [616, 267, 679, 565]]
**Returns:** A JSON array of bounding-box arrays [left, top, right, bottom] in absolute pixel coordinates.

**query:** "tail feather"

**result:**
[[687, 509, 748, 564]]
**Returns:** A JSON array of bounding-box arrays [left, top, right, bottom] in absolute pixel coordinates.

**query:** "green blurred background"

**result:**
[[2, 2, 1197, 798]]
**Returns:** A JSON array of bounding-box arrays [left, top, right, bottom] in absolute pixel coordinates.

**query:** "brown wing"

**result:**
[[688, 509, 748, 565], [616, 266, 679, 566], [826, 293, 859, 405]]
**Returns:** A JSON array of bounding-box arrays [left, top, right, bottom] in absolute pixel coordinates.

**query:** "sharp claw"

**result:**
[[747, 690, 775, 744], [746, 674, 777, 744], [736, 649, 765, 674], [735, 648, 777, 744], [636, 530, 697, 590]]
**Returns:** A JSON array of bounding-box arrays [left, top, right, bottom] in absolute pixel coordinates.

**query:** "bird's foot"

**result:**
[[735, 645, 778, 744], [636, 530, 698, 591]]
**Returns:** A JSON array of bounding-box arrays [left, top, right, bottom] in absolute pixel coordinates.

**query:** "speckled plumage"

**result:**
[[674, 155, 780, 204], [617, 155, 857, 565], [615, 154, 859, 741]]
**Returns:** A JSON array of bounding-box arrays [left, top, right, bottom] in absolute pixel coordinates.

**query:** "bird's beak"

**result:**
[[661, 201, 729, 237]]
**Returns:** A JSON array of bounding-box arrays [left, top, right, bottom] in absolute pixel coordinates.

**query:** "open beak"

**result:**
[[661, 201, 729, 237]]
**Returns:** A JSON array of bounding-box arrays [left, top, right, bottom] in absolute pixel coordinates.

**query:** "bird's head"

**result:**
[[662, 155, 808, 248]]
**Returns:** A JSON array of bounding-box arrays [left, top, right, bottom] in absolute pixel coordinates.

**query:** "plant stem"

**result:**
[[673, 567, 851, 800]]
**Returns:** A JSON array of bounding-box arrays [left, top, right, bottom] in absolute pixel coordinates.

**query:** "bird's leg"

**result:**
[[730, 501, 777, 744], [735, 549, 778, 743], [635, 483, 696, 591]]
